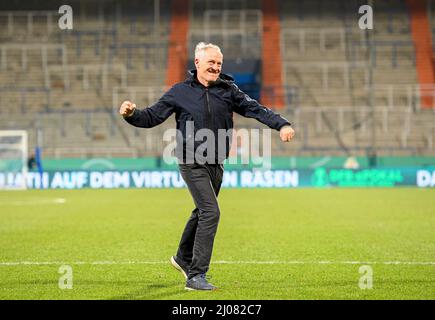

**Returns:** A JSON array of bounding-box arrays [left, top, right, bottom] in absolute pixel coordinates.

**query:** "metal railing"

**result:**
[[57, 30, 118, 57], [283, 61, 369, 91], [188, 29, 261, 57], [350, 40, 416, 68], [191, 0, 261, 12], [281, 28, 347, 53], [203, 9, 262, 34], [289, 106, 431, 151], [189, 9, 262, 58], [108, 42, 167, 69], [426, 125, 435, 150], [0, 87, 51, 113], [362, 84, 417, 110], [0, 43, 67, 71], [46, 63, 128, 90], [0, 10, 59, 35], [2, 105, 433, 156], [0, 4, 167, 36], [292, 106, 412, 136]]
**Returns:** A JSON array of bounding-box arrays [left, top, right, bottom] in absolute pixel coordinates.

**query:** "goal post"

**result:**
[[0, 130, 28, 190]]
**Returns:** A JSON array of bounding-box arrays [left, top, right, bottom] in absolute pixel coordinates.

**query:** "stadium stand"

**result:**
[[0, 0, 434, 158]]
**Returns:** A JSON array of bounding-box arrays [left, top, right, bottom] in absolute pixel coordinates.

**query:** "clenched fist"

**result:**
[[279, 125, 295, 142], [120, 100, 136, 118]]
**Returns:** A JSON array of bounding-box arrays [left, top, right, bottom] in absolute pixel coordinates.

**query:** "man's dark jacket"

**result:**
[[124, 70, 291, 164]]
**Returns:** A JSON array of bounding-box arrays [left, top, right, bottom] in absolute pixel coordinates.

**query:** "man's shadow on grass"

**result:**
[[108, 280, 186, 300], [1, 279, 187, 300]]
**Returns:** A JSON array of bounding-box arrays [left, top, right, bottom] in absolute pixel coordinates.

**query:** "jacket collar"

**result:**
[[186, 69, 234, 87]]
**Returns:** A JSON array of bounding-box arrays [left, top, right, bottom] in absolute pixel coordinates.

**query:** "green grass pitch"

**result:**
[[0, 188, 434, 300]]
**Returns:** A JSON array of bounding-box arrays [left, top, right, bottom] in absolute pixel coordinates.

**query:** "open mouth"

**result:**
[[207, 69, 219, 75]]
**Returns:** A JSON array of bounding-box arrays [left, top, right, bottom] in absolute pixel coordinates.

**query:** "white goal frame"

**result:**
[[0, 130, 28, 190]]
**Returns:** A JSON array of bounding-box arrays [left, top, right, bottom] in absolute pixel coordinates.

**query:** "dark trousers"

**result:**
[[177, 163, 224, 279]]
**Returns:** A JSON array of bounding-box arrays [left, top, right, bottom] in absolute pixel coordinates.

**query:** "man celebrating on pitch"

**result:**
[[120, 42, 295, 291]]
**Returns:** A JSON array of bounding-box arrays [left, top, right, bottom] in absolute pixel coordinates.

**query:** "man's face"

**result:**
[[195, 48, 223, 86]]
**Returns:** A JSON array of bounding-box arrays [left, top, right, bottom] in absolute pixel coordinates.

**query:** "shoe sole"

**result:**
[[170, 256, 188, 280], [184, 286, 218, 291]]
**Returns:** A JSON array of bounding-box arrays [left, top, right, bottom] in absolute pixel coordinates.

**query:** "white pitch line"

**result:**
[[0, 260, 434, 266], [0, 198, 66, 206], [215, 261, 435, 265]]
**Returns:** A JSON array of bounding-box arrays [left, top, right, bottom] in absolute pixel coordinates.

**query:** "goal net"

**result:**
[[0, 130, 28, 190]]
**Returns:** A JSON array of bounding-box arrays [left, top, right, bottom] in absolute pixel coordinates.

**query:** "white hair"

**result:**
[[194, 42, 222, 60]]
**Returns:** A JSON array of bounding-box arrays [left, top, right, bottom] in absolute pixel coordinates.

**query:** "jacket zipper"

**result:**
[[205, 88, 212, 129]]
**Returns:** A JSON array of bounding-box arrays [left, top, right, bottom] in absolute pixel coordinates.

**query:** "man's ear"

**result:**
[[194, 58, 199, 66]]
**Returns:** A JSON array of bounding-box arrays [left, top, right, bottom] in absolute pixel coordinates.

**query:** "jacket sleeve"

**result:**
[[231, 84, 291, 131], [124, 87, 176, 128]]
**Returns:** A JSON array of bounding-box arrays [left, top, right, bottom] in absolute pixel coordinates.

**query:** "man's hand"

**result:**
[[120, 100, 136, 118], [279, 125, 295, 142]]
